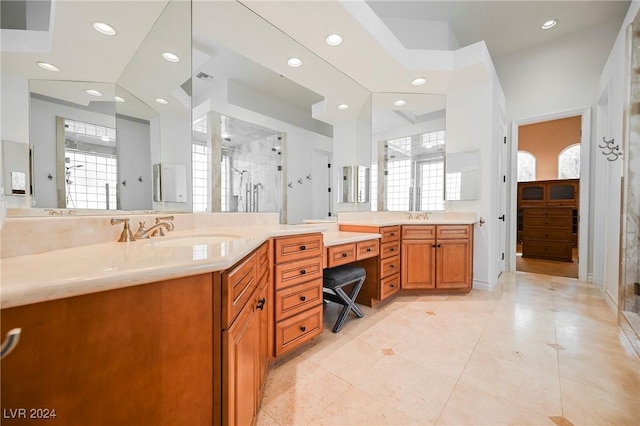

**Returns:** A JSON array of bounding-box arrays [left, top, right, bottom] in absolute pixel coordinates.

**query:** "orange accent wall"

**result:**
[[518, 116, 581, 180]]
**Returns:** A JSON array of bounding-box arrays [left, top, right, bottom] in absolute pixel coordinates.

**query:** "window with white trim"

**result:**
[[517, 151, 536, 182], [558, 144, 580, 179]]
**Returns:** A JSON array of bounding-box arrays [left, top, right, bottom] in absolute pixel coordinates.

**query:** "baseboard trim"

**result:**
[[605, 288, 618, 314], [587, 272, 594, 283], [473, 276, 499, 292]]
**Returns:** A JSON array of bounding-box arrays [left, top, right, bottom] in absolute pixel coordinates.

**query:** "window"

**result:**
[[558, 144, 580, 179], [517, 151, 536, 182], [192, 115, 209, 212], [370, 163, 377, 211]]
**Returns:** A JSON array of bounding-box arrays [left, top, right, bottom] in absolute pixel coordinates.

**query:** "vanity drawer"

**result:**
[[274, 257, 323, 290], [274, 234, 323, 264], [221, 252, 257, 329], [523, 228, 572, 241], [275, 278, 322, 321], [436, 225, 471, 240], [380, 274, 400, 300], [402, 225, 436, 240], [380, 226, 401, 243], [275, 305, 323, 357], [256, 241, 270, 277], [380, 255, 400, 278], [356, 240, 379, 260], [380, 241, 400, 259], [327, 243, 356, 268]]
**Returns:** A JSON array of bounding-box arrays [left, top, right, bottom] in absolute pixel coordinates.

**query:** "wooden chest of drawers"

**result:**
[[273, 233, 324, 357], [522, 207, 573, 262]]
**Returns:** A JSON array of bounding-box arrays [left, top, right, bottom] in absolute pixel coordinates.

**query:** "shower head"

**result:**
[[230, 167, 247, 174]]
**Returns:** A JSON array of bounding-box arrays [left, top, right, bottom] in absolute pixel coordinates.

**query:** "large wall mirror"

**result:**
[[8, 0, 191, 214]]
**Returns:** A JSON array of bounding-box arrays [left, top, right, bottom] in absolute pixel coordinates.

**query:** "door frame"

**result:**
[[508, 107, 591, 281]]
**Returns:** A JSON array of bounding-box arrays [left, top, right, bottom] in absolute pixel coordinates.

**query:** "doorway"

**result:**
[[510, 109, 591, 281]]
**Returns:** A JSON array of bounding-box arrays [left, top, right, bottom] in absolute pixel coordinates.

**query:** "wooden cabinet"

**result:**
[[1, 274, 215, 426], [401, 224, 473, 292], [522, 208, 573, 261], [338, 225, 401, 306], [517, 179, 579, 260], [221, 242, 272, 426], [273, 233, 323, 357]]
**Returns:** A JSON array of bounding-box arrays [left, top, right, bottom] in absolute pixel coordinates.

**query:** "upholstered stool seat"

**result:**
[[322, 265, 366, 333]]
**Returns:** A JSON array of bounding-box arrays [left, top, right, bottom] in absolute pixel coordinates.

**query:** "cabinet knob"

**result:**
[[367, 247, 372, 252], [342, 253, 348, 257], [300, 269, 306, 275], [390, 248, 395, 252], [390, 284, 395, 288], [299, 326, 306, 332], [300, 295, 306, 302], [300, 245, 306, 250], [256, 298, 266, 310], [432, 244, 436, 248]]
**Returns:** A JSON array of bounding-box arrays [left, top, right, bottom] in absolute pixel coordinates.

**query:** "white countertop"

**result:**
[[338, 219, 477, 226], [323, 231, 381, 247], [1, 224, 326, 309]]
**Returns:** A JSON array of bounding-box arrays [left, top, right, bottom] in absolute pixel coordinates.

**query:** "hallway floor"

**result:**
[[257, 272, 639, 425]]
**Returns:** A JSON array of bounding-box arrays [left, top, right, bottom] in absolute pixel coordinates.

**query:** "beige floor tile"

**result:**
[[351, 355, 459, 424], [307, 386, 425, 425], [436, 382, 557, 425], [561, 377, 640, 426], [459, 349, 563, 415], [256, 409, 280, 426]]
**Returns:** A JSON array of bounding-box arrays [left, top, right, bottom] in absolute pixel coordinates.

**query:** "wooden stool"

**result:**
[[322, 265, 366, 333]]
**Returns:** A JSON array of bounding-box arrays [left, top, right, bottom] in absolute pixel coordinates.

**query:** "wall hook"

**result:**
[[599, 136, 622, 161], [297, 178, 303, 184], [1, 328, 21, 359], [306, 174, 311, 180], [138, 176, 143, 182], [47, 173, 53, 181], [478, 217, 486, 227], [287, 182, 293, 188], [122, 179, 127, 187]]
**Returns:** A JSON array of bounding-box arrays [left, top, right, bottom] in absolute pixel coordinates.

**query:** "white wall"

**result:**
[[494, 19, 622, 122], [378, 17, 460, 50], [594, 0, 640, 310]]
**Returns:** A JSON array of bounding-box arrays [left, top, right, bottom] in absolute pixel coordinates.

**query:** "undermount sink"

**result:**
[[146, 234, 242, 248]]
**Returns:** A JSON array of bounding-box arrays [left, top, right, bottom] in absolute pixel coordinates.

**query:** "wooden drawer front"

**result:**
[[436, 225, 471, 240], [380, 226, 401, 243], [327, 243, 357, 268], [274, 257, 323, 290], [380, 255, 400, 278], [523, 228, 572, 241], [275, 305, 323, 357], [274, 234, 323, 264], [275, 278, 322, 322], [380, 274, 400, 300], [356, 240, 379, 260], [524, 208, 572, 218], [402, 225, 436, 239], [222, 253, 257, 329], [523, 217, 572, 229], [523, 241, 572, 261], [380, 241, 400, 259]]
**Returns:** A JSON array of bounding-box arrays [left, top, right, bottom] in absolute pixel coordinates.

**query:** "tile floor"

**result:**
[[257, 271, 640, 425]]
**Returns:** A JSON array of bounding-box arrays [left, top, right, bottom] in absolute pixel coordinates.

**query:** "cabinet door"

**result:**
[[518, 182, 546, 207], [436, 239, 471, 289], [223, 294, 258, 426], [256, 276, 270, 398], [401, 239, 436, 289]]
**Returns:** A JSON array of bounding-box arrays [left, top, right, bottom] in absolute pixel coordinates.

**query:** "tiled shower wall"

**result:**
[[624, 14, 640, 312]]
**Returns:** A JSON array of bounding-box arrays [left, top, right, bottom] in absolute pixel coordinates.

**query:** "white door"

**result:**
[[497, 112, 507, 273]]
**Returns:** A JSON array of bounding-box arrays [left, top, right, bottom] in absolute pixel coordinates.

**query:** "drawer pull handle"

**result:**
[[300, 269, 306, 275], [390, 248, 395, 251], [300, 326, 306, 332], [390, 284, 395, 288], [300, 295, 306, 301], [390, 232, 396, 236], [391, 265, 395, 268], [367, 247, 372, 252], [256, 298, 266, 310], [300, 245, 306, 250], [432, 244, 436, 248], [342, 253, 348, 257]]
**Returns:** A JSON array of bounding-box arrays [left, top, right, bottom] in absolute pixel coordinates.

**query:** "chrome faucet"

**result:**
[[134, 219, 174, 239]]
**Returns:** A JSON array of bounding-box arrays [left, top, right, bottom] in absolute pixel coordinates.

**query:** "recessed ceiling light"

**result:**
[[155, 98, 169, 105], [411, 77, 427, 86], [338, 104, 349, 110], [114, 96, 125, 103], [93, 22, 116, 36], [326, 34, 343, 46], [162, 52, 180, 62], [86, 89, 102, 96], [541, 19, 558, 30], [37, 61, 59, 72], [287, 57, 303, 67], [394, 99, 406, 106]]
